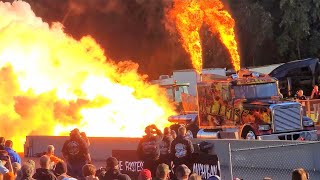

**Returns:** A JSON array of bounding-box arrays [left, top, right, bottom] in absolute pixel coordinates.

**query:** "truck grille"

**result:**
[[273, 105, 302, 133]]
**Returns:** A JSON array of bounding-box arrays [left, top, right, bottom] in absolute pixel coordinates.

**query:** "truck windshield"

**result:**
[[234, 83, 278, 99]]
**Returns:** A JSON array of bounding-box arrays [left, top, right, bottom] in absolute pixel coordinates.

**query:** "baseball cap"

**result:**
[[208, 175, 221, 180], [175, 164, 191, 177], [106, 157, 118, 168], [138, 169, 152, 180]]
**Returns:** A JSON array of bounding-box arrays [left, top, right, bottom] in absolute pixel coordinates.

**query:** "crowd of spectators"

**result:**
[[0, 126, 311, 180]]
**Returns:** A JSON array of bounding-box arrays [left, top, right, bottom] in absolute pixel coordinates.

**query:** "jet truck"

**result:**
[[168, 69, 317, 141]]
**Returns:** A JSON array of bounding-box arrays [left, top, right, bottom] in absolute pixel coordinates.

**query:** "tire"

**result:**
[[241, 127, 256, 140], [186, 123, 199, 138]]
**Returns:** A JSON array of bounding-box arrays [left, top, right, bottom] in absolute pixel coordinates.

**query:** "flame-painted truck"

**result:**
[[168, 70, 318, 140]]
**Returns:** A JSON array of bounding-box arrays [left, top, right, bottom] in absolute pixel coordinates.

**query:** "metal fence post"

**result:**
[[229, 143, 233, 180]]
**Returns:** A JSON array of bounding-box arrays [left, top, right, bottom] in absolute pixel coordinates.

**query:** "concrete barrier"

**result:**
[[26, 136, 320, 179]]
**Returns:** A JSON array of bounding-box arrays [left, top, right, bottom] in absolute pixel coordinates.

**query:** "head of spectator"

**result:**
[[156, 163, 170, 180], [82, 164, 96, 177], [178, 126, 187, 137], [292, 168, 309, 180], [12, 162, 21, 176], [144, 125, 155, 137], [263, 177, 272, 180], [20, 163, 34, 178], [54, 161, 67, 177], [314, 85, 319, 92], [171, 130, 177, 139], [297, 89, 304, 97], [39, 155, 50, 169], [208, 175, 221, 180], [106, 157, 119, 170], [0, 150, 9, 165], [0, 137, 5, 146], [163, 127, 171, 136], [26, 159, 35, 174], [47, 145, 55, 155], [175, 164, 190, 180], [189, 173, 201, 180], [4, 140, 13, 149], [138, 169, 152, 180], [70, 128, 81, 140]]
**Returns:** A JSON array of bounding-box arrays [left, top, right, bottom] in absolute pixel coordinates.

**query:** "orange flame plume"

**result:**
[[0, 1, 175, 152], [167, 0, 204, 74], [167, 0, 240, 72], [200, 0, 240, 72]]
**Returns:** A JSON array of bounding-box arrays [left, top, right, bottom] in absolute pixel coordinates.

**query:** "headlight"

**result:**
[[258, 124, 270, 131], [303, 120, 314, 127]]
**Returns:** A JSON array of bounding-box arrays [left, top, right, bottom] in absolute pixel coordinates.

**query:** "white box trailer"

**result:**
[[172, 68, 226, 96]]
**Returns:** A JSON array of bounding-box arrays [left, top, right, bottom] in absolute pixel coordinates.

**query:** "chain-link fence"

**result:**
[[229, 141, 320, 180]]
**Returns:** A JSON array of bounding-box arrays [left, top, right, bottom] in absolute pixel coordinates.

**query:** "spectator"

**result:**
[[32, 155, 57, 180], [159, 127, 173, 167], [98, 157, 130, 180], [175, 164, 191, 180], [154, 163, 170, 180], [26, 160, 36, 175], [54, 161, 73, 180], [189, 173, 201, 180], [20, 163, 35, 180], [292, 168, 309, 180], [0, 150, 13, 180], [311, 85, 320, 121], [4, 140, 21, 164], [295, 89, 307, 115], [62, 128, 91, 179], [170, 126, 194, 170], [0, 137, 5, 150], [46, 145, 63, 166], [82, 164, 98, 180], [171, 130, 177, 139], [138, 169, 152, 180], [12, 162, 21, 178], [80, 132, 90, 147], [137, 124, 163, 176]]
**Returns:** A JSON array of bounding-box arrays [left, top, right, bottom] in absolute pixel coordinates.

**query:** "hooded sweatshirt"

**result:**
[[32, 168, 57, 180]]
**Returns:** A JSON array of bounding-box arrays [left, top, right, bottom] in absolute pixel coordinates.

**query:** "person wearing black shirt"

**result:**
[[296, 89, 307, 116], [98, 157, 131, 180], [170, 126, 194, 171], [311, 85, 320, 121], [61, 128, 91, 179], [137, 124, 163, 176], [159, 127, 173, 167]]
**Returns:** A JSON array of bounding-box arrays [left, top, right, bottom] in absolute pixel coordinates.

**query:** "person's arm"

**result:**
[[61, 141, 69, 161], [311, 89, 315, 99], [187, 140, 194, 154], [6, 156, 13, 173], [86, 153, 92, 163]]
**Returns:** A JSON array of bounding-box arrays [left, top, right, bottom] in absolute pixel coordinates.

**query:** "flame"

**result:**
[[167, 0, 240, 72], [200, 0, 240, 71], [0, 1, 175, 152], [167, 0, 204, 74]]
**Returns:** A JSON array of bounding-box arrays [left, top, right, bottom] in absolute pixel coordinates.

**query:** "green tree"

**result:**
[[233, 0, 273, 66], [277, 0, 311, 59]]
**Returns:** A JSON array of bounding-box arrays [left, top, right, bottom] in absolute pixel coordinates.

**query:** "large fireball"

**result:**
[[0, 1, 175, 152]]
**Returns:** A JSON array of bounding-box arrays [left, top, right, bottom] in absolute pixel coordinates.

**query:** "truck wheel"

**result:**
[[241, 127, 256, 140], [186, 124, 199, 138]]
